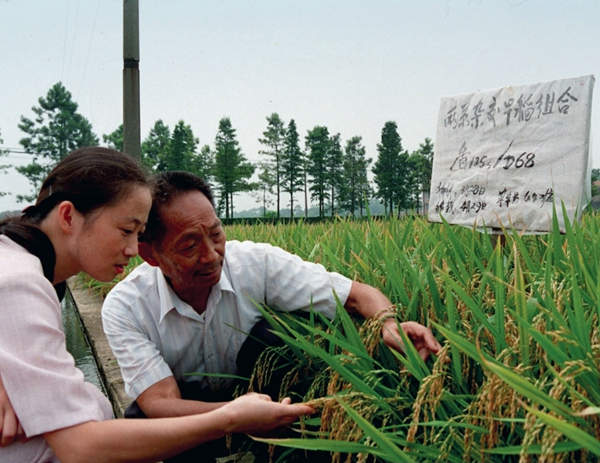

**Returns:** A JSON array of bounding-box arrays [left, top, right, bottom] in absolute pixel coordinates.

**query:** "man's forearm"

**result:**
[[344, 281, 395, 319]]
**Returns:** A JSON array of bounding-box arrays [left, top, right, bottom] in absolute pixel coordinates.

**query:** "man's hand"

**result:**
[[381, 319, 442, 361], [0, 375, 25, 447]]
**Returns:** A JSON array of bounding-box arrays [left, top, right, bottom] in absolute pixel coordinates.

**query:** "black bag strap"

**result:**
[[0, 219, 66, 301]]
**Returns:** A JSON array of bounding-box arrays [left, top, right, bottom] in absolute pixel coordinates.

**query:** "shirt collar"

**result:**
[[154, 263, 235, 324]]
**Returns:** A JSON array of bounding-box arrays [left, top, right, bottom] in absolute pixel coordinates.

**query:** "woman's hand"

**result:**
[[220, 393, 314, 436], [0, 375, 26, 447]]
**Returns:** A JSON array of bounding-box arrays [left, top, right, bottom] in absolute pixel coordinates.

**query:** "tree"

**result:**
[[252, 161, 277, 217], [141, 120, 171, 171], [190, 144, 215, 186], [213, 117, 255, 219], [406, 138, 434, 214], [280, 119, 305, 219], [592, 168, 600, 197], [372, 121, 409, 215], [258, 113, 286, 217], [339, 136, 372, 216], [17, 82, 99, 201], [326, 133, 345, 216], [103, 125, 123, 152], [305, 126, 331, 218], [167, 120, 198, 172]]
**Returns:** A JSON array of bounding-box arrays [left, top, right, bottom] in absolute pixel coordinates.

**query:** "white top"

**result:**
[[102, 240, 353, 399], [0, 235, 113, 463]]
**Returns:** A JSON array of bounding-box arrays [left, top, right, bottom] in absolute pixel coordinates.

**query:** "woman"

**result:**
[[0, 147, 312, 463]]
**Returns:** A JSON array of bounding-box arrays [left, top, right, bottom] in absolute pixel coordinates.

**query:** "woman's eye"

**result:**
[[122, 229, 134, 235]]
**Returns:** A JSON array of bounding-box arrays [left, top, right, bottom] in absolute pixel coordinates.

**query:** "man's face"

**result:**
[[151, 190, 226, 298]]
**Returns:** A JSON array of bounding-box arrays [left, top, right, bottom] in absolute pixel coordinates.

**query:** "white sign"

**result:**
[[428, 75, 595, 233]]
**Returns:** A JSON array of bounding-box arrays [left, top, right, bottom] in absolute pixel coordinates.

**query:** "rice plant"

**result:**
[[226, 211, 600, 462], [90, 211, 600, 462]]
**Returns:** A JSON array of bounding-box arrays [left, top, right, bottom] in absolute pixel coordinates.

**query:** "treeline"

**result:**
[[4, 82, 434, 218]]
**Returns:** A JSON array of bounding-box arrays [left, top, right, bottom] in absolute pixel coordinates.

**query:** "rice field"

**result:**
[[225, 210, 600, 463], [89, 209, 600, 462]]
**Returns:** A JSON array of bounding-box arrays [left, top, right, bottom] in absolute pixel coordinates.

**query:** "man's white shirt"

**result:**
[[102, 240, 353, 399]]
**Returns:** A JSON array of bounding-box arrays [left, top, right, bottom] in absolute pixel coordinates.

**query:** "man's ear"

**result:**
[[56, 201, 77, 234], [138, 242, 160, 266]]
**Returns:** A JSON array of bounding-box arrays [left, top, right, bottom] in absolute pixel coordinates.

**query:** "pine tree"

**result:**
[[372, 121, 409, 215], [167, 120, 198, 172], [213, 117, 255, 218], [406, 138, 434, 213], [327, 133, 344, 217], [141, 120, 171, 171], [252, 161, 276, 217], [190, 144, 215, 186], [103, 125, 123, 152], [280, 119, 304, 219], [258, 113, 286, 217], [17, 82, 99, 200], [339, 136, 372, 216], [305, 126, 331, 218]]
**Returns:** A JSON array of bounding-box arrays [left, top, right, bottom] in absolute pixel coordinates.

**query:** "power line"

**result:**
[[0, 147, 28, 155]]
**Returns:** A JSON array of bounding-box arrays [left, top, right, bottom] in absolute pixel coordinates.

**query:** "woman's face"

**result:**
[[74, 185, 152, 282]]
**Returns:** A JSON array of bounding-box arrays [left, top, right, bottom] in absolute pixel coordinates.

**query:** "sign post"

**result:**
[[428, 75, 595, 233]]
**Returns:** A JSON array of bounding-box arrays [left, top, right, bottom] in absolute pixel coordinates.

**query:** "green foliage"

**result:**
[[168, 120, 199, 172], [406, 138, 433, 213], [192, 144, 215, 185], [17, 82, 99, 201], [214, 117, 256, 218], [327, 133, 344, 217], [89, 212, 600, 461], [305, 126, 331, 217], [135, 120, 214, 183], [592, 168, 600, 197], [102, 124, 124, 152], [252, 161, 277, 217], [281, 119, 305, 219], [259, 113, 286, 216], [339, 136, 372, 217], [373, 121, 410, 215], [141, 119, 171, 171], [223, 213, 600, 462]]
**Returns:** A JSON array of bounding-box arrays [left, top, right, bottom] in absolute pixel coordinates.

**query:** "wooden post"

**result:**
[[123, 0, 141, 161]]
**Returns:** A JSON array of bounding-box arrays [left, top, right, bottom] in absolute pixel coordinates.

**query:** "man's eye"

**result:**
[[178, 243, 196, 253]]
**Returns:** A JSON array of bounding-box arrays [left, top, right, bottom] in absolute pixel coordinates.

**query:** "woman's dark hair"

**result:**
[[142, 171, 214, 247], [0, 146, 150, 288], [22, 146, 151, 222]]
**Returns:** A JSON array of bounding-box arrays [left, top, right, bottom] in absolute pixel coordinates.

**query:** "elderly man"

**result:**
[[101, 170, 441, 461]]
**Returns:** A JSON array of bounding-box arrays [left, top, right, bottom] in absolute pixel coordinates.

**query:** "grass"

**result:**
[[88, 210, 600, 462]]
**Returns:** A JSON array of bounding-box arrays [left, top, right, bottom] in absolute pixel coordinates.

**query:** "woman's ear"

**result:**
[[138, 242, 160, 266], [56, 201, 78, 234]]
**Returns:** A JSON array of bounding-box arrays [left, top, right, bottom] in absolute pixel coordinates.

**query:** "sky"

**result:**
[[0, 0, 598, 213]]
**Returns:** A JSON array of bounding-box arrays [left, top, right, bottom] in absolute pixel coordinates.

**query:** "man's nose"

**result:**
[[197, 242, 219, 264]]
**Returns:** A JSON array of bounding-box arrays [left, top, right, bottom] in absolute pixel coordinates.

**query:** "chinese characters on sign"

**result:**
[[428, 75, 594, 233], [443, 86, 580, 131]]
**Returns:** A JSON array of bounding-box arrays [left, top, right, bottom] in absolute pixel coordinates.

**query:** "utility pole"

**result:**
[[123, 0, 141, 160]]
